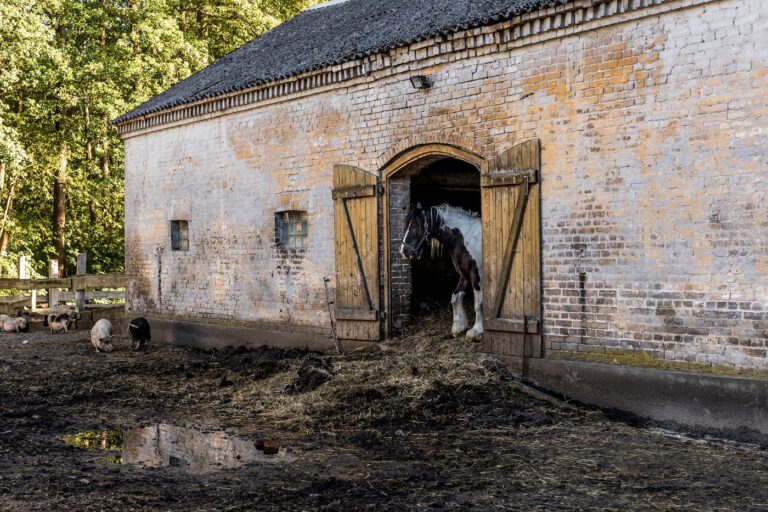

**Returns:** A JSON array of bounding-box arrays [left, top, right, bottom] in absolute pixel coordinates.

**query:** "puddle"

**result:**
[[647, 427, 763, 451], [62, 424, 293, 473], [63, 430, 124, 463]]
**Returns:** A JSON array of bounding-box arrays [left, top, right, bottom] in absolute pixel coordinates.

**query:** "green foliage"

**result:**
[[0, 0, 323, 277], [62, 430, 124, 452]]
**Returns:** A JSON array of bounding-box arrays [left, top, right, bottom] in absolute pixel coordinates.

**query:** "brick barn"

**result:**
[[114, 0, 768, 433]]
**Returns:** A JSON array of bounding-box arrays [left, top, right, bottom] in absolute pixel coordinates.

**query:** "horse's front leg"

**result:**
[[451, 277, 469, 337], [466, 266, 483, 340]]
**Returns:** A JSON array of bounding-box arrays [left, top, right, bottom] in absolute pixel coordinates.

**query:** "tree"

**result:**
[[0, 0, 324, 276]]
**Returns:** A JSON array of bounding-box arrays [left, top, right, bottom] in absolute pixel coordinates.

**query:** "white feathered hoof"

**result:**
[[466, 327, 483, 341], [451, 323, 468, 337]]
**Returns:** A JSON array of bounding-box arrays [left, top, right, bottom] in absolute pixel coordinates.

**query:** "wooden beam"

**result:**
[[48, 259, 59, 308], [485, 317, 540, 334], [336, 308, 379, 321], [0, 273, 125, 292], [58, 291, 125, 302], [0, 295, 31, 315], [0, 278, 71, 290], [481, 170, 538, 188], [0, 295, 30, 305], [75, 253, 87, 312], [332, 184, 376, 200], [17, 256, 26, 279], [71, 273, 126, 290]]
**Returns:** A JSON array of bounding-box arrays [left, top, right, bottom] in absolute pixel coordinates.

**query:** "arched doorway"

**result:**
[[334, 139, 542, 374], [381, 144, 484, 336]]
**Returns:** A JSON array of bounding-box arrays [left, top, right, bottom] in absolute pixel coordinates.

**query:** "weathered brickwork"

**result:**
[[122, 0, 768, 369], [388, 178, 412, 331]]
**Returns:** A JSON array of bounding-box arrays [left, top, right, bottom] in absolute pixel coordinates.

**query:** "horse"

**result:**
[[400, 203, 483, 339]]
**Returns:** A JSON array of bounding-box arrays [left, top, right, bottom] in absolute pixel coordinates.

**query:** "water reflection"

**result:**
[[63, 430, 124, 461], [123, 424, 291, 472], [63, 424, 292, 473]]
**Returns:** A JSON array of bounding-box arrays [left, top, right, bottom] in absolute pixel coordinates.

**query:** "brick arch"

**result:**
[[377, 133, 489, 173]]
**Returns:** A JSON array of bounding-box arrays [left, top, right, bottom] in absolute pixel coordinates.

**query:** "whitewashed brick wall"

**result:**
[[123, 0, 768, 370]]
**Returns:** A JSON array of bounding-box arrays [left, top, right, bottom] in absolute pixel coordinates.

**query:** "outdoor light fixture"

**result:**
[[409, 75, 432, 89]]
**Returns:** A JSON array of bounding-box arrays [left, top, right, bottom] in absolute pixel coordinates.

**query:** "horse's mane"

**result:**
[[428, 204, 479, 259], [433, 204, 480, 219]]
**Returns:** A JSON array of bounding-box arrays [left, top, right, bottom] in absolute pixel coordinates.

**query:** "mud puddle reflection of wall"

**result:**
[[63, 424, 293, 473]]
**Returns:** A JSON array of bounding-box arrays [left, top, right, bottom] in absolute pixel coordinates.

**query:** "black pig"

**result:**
[[128, 317, 151, 350]]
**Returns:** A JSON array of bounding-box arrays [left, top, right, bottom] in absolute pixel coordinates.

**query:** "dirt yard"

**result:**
[[1, 315, 767, 511]]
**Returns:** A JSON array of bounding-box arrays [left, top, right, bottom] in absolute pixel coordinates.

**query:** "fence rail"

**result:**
[[0, 273, 125, 290], [0, 254, 125, 315]]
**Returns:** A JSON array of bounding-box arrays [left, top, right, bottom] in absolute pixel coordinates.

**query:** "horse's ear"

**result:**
[[416, 202, 423, 210]]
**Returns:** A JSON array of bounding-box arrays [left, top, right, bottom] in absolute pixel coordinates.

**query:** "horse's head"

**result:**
[[400, 203, 430, 260]]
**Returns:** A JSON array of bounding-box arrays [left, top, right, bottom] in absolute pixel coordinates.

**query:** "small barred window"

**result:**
[[170, 220, 189, 251], [275, 211, 308, 250]]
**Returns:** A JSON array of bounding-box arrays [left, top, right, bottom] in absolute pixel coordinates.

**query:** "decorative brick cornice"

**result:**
[[115, 0, 719, 137], [115, 59, 373, 136]]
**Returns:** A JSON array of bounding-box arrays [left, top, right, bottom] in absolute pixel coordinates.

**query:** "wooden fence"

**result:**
[[0, 253, 125, 315]]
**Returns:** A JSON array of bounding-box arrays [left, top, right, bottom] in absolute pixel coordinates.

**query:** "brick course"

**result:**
[[121, 0, 768, 370]]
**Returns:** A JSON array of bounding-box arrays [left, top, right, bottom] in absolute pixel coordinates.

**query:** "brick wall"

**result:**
[[122, 0, 768, 370], [387, 178, 412, 332]]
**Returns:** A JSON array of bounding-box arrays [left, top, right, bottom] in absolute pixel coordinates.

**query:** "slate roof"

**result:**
[[114, 0, 571, 125]]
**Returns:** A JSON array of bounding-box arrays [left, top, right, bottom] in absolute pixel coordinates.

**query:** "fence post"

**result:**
[[48, 259, 59, 308], [75, 253, 87, 313], [17, 256, 26, 279], [19, 255, 36, 310], [19, 256, 37, 309]]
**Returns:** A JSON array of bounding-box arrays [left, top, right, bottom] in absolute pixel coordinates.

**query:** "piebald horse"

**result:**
[[400, 203, 483, 339]]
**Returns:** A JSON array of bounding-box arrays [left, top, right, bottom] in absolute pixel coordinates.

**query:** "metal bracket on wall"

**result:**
[[480, 170, 538, 188]]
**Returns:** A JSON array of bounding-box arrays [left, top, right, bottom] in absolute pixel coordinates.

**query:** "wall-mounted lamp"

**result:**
[[409, 75, 432, 89]]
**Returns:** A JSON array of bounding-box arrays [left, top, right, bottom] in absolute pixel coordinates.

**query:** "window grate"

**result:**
[[275, 211, 308, 250], [170, 220, 189, 251]]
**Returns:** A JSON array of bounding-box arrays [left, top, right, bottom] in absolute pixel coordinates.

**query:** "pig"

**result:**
[[128, 317, 151, 350], [90, 318, 114, 352], [1, 315, 28, 333], [47, 313, 73, 334]]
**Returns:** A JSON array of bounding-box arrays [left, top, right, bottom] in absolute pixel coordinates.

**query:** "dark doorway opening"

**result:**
[[388, 155, 482, 334], [409, 158, 481, 315]]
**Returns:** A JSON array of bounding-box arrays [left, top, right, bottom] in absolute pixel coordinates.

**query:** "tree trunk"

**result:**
[[52, 20, 69, 274], [0, 161, 5, 193], [83, 106, 98, 235], [128, 1, 139, 56], [84, 104, 92, 161], [0, 181, 16, 255], [53, 141, 67, 275], [100, 120, 110, 176], [100, 1, 107, 46]]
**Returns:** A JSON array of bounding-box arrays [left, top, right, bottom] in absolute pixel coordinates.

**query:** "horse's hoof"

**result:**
[[466, 329, 483, 341], [451, 326, 468, 337]]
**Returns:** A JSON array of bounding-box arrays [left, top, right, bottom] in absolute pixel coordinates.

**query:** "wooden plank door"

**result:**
[[332, 164, 381, 341], [481, 139, 541, 372]]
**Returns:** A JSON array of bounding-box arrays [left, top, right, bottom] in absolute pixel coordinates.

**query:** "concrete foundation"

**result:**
[[526, 358, 768, 438], [140, 316, 373, 352]]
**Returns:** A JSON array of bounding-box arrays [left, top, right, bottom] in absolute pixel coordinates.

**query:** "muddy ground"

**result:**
[[1, 316, 768, 511]]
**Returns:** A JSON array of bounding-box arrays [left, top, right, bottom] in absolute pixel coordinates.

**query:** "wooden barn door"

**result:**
[[481, 139, 541, 372], [332, 165, 381, 342]]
